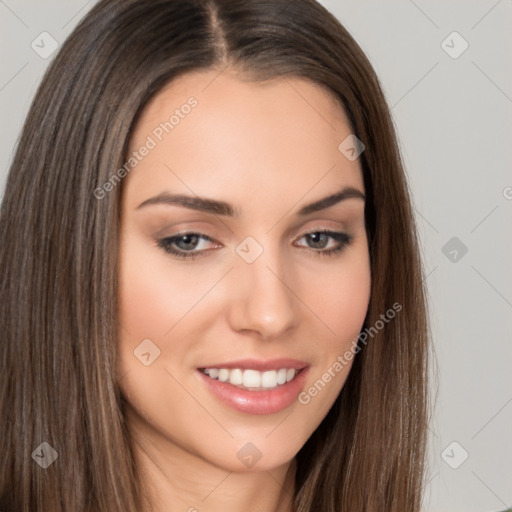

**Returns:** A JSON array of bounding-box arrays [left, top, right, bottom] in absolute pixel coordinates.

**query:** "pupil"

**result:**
[[178, 234, 198, 250], [309, 233, 327, 249]]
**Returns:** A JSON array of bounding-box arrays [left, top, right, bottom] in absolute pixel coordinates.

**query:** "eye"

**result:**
[[156, 229, 353, 260], [295, 230, 353, 257], [156, 233, 219, 259]]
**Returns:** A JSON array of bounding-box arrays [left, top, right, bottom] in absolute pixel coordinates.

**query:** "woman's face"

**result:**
[[117, 69, 371, 473]]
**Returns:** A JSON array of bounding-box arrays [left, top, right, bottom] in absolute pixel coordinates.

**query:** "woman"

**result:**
[[0, 1, 430, 511]]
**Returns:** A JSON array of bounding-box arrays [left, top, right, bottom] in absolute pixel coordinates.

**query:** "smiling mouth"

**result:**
[[199, 367, 303, 391]]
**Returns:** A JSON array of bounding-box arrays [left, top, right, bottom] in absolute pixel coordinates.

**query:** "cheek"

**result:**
[[118, 235, 207, 340], [118, 260, 173, 340], [334, 263, 370, 337], [295, 250, 370, 422], [119, 275, 170, 344], [304, 250, 371, 347]]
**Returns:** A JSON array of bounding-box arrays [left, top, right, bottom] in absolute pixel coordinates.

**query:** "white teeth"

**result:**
[[243, 369, 261, 388], [286, 369, 296, 382], [229, 368, 243, 386], [261, 370, 277, 388], [218, 369, 230, 382], [201, 367, 301, 390]]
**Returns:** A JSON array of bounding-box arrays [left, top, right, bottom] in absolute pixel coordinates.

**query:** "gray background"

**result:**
[[1, 1, 511, 510]]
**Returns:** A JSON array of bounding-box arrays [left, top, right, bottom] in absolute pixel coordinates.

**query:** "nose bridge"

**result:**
[[228, 237, 298, 338]]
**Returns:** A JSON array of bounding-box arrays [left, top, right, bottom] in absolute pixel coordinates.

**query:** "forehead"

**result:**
[[124, 69, 364, 207], [129, 68, 353, 149]]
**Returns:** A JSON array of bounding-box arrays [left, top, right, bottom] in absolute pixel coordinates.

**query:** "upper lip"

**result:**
[[198, 358, 309, 371]]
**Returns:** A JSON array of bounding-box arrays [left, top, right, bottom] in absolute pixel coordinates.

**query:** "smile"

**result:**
[[196, 358, 310, 415], [200, 367, 298, 391]]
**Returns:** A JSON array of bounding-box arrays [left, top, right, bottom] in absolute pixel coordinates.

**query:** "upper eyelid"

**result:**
[[164, 227, 346, 238], [160, 218, 351, 239], [150, 209, 359, 237]]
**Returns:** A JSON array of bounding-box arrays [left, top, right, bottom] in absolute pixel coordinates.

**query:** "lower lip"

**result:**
[[197, 368, 310, 415]]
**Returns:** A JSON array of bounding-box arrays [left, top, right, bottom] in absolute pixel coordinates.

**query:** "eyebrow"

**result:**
[[136, 185, 365, 216]]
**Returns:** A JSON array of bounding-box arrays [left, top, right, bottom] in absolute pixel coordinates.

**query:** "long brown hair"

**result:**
[[0, 1, 430, 510]]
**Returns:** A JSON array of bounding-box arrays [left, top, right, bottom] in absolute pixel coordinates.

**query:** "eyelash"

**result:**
[[156, 230, 353, 260]]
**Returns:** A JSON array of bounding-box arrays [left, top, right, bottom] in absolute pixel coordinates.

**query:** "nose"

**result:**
[[227, 244, 299, 340]]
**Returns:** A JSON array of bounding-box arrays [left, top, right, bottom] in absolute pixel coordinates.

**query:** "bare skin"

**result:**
[[117, 68, 371, 512]]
